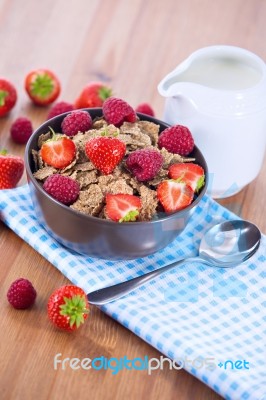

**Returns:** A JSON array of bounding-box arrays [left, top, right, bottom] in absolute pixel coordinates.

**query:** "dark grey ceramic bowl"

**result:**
[[25, 108, 208, 260]]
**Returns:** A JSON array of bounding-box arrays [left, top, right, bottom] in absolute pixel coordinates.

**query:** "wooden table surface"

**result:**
[[1, 1, 265, 399]]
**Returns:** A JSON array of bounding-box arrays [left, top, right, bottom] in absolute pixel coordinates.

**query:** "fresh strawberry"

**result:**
[[85, 136, 126, 175], [103, 97, 137, 127], [47, 285, 89, 331], [168, 163, 205, 192], [40, 129, 76, 169], [0, 78, 17, 117], [24, 69, 61, 106], [105, 193, 142, 222], [74, 81, 112, 109], [157, 180, 194, 213], [0, 150, 24, 189]]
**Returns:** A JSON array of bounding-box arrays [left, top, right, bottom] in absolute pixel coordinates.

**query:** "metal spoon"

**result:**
[[87, 220, 261, 305]]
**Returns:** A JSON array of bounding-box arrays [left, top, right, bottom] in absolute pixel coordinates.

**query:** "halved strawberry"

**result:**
[[40, 129, 76, 169], [168, 163, 205, 192], [157, 180, 194, 213], [105, 193, 142, 222]]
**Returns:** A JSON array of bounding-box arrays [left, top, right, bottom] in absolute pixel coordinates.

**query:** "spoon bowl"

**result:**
[[199, 220, 261, 265], [88, 219, 261, 305]]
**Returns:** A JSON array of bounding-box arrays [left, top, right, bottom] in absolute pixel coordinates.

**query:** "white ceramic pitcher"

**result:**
[[158, 45, 266, 198]]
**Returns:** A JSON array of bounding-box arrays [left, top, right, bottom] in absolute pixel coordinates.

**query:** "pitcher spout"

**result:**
[[157, 61, 191, 97], [157, 58, 203, 105], [158, 80, 199, 99], [158, 76, 200, 123]]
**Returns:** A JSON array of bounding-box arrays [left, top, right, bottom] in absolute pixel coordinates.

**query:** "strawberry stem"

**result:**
[[48, 126, 57, 140], [100, 127, 120, 137], [100, 127, 108, 136], [0, 149, 8, 155]]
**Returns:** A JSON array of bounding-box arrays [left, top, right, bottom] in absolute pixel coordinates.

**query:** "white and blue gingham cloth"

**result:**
[[0, 184, 265, 400]]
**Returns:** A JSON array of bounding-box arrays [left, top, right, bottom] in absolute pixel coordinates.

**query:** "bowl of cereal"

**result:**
[[25, 98, 208, 260]]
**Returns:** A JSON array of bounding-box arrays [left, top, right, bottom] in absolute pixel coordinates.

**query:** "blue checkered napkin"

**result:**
[[0, 185, 265, 400]]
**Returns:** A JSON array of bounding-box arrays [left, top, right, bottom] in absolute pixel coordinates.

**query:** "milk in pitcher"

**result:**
[[167, 56, 262, 90], [158, 46, 266, 198]]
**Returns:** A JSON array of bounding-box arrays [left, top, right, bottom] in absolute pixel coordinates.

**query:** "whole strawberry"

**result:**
[[24, 69, 60, 106], [0, 150, 24, 189], [85, 136, 126, 175], [7, 278, 37, 309], [0, 78, 17, 117], [126, 149, 163, 181], [47, 101, 74, 120], [103, 97, 137, 127], [135, 102, 155, 117], [61, 110, 92, 136], [47, 285, 89, 331], [74, 81, 112, 109], [158, 125, 194, 156], [10, 117, 33, 144], [43, 174, 80, 205]]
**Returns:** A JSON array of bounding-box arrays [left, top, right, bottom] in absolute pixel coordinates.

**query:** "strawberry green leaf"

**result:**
[[99, 86, 112, 102], [0, 90, 8, 106], [196, 175, 205, 192], [59, 295, 89, 328], [119, 209, 140, 222], [30, 74, 54, 98]]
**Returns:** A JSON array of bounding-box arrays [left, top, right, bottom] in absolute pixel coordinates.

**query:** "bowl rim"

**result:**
[[25, 108, 208, 226]]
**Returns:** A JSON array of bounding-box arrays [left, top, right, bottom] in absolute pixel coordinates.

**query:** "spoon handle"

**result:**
[[88, 256, 201, 305]]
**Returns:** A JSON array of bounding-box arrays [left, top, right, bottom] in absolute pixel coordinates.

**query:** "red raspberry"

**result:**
[[43, 174, 80, 205], [158, 125, 194, 156], [135, 102, 155, 117], [10, 117, 33, 144], [103, 97, 137, 127], [126, 149, 164, 181], [61, 110, 92, 136], [7, 278, 37, 309], [47, 101, 74, 119]]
